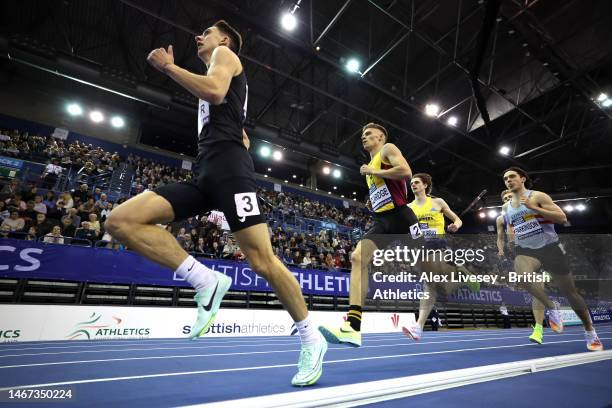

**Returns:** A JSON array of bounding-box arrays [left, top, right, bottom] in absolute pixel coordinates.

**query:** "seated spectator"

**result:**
[[100, 202, 113, 222], [6, 193, 26, 212], [282, 248, 294, 265], [1, 211, 25, 232], [222, 238, 238, 259], [325, 253, 335, 271], [21, 184, 38, 202], [57, 191, 74, 210], [47, 200, 66, 221], [0, 179, 20, 196], [181, 234, 194, 252], [25, 226, 37, 240], [74, 184, 90, 203], [33, 195, 47, 214], [62, 208, 81, 228], [0, 201, 9, 222], [0, 224, 11, 238], [300, 251, 312, 268], [95, 193, 109, 210], [32, 213, 53, 238], [88, 213, 101, 236], [211, 241, 223, 258], [42, 191, 56, 209], [41, 157, 62, 189], [60, 217, 76, 238], [43, 225, 64, 244], [74, 221, 98, 242], [19, 200, 38, 222], [93, 187, 102, 201], [195, 237, 206, 253]]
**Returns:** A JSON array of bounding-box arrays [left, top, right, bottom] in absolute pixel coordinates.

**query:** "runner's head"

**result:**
[[195, 20, 242, 61], [361, 123, 387, 152], [503, 167, 531, 192], [500, 189, 513, 203], [411, 173, 432, 195]]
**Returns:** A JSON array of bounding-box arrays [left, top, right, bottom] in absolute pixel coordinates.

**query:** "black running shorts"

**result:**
[[155, 142, 265, 232], [363, 205, 423, 247], [515, 242, 570, 275]]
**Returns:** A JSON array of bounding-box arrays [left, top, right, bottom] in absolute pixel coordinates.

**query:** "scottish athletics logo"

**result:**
[[65, 312, 150, 340]]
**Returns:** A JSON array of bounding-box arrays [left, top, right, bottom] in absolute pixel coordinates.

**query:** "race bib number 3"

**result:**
[[234, 192, 261, 222]]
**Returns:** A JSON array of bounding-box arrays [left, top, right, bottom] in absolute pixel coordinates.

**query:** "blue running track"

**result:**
[[0, 324, 610, 407]]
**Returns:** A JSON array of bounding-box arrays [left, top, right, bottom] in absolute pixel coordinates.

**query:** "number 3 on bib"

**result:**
[[234, 192, 261, 222]]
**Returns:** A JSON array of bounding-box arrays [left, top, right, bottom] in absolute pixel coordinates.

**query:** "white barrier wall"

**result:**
[[0, 305, 416, 342]]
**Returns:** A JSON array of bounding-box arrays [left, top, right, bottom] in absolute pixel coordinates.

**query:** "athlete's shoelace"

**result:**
[[298, 347, 315, 369]]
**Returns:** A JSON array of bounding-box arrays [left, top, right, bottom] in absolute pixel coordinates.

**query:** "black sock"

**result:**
[[347, 305, 362, 331]]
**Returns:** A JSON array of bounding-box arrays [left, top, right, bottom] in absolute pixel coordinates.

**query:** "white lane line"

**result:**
[[186, 351, 612, 408], [0, 328, 568, 353], [1, 330, 609, 360], [0, 332, 525, 354], [1, 337, 609, 391], [0, 332, 608, 369]]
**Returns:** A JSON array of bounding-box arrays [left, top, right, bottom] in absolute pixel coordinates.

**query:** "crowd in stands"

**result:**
[[1, 128, 609, 286]]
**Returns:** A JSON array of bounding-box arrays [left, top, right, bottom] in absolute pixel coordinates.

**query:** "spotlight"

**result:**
[[479, 212, 486, 219], [110, 116, 125, 128], [292, 174, 297, 179], [576, 204, 586, 211], [597, 93, 608, 102], [259, 146, 271, 158], [299, 184, 303, 187], [328, 191, 331, 195], [281, 13, 297, 31], [487, 210, 498, 218], [315, 46, 320, 51], [333, 186, 337, 190], [603, 99, 612, 108], [447, 116, 458, 126], [346, 58, 360, 73], [352, 192, 357, 195], [89, 111, 104, 123], [353, 198, 356, 201], [322, 166, 331, 175], [425, 103, 440, 117], [272, 150, 282, 161], [66, 103, 83, 116], [332, 169, 341, 178], [284, 180, 288, 183], [499, 146, 511, 156], [267, 167, 272, 172], [341, 195, 345, 198], [564, 204, 574, 212], [264, 174, 268, 178]]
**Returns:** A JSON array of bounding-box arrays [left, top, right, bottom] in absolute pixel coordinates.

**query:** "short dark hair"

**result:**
[[503, 167, 532, 188], [362, 123, 388, 142], [213, 20, 243, 54], [412, 173, 433, 195]]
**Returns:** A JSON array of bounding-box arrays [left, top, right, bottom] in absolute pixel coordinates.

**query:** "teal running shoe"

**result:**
[[188, 272, 232, 340], [291, 332, 328, 387]]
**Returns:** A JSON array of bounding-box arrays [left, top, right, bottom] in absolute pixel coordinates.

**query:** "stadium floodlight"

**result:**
[[259, 146, 271, 158], [346, 58, 360, 73], [89, 111, 104, 123], [499, 146, 511, 156], [487, 209, 498, 218], [479, 212, 486, 219], [110, 116, 125, 128], [602, 99, 612, 108], [425, 103, 440, 117], [447, 116, 458, 126], [67, 103, 83, 116], [333, 186, 337, 190], [322, 166, 331, 175], [281, 13, 297, 31], [332, 169, 341, 178], [597, 93, 608, 102], [272, 150, 283, 161], [576, 204, 586, 211], [267, 167, 271, 172], [292, 174, 297, 179], [564, 204, 574, 212]]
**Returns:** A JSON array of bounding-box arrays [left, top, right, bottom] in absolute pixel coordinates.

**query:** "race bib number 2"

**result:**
[[234, 192, 261, 222]]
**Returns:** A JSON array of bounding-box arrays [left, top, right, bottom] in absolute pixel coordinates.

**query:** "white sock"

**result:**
[[585, 329, 597, 337], [295, 314, 319, 346], [175, 255, 217, 291]]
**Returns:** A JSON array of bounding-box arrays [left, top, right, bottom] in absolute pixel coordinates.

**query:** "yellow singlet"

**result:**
[[366, 151, 407, 213], [408, 196, 445, 239]]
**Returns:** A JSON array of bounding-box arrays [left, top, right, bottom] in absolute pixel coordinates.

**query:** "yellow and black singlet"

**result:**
[[366, 150, 408, 213], [408, 196, 445, 240]]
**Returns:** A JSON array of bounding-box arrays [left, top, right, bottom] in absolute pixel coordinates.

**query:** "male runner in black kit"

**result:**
[[105, 20, 327, 386]]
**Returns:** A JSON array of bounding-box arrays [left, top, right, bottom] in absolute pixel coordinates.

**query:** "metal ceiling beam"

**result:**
[[312, 0, 353, 47]]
